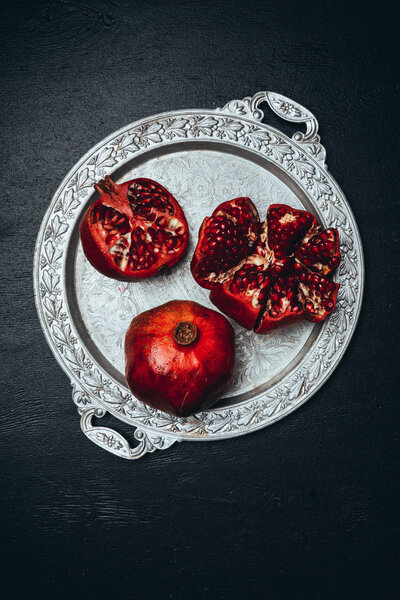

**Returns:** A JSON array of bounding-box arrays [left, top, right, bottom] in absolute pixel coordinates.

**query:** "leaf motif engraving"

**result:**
[[223, 100, 249, 116], [320, 334, 338, 359], [328, 307, 348, 334], [43, 241, 62, 268], [60, 189, 81, 215], [190, 116, 218, 136], [113, 133, 138, 152], [307, 358, 322, 382], [68, 168, 92, 194], [64, 346, 89, 371], [162, 118, 189, 139], [105, 385, 131, 407], [83, 369, 110, 393], [237, 403, 265, 427], [46, 215, 68, 241], [338, 281, 356, 305], [145, 432, 178, 450], [203, 411, 236, 434], [286, 378, 307, 401], [310, 175, 332, 197], [305, 142, 326, 165], [243, 125, 270, 150], [266, 135, 294, 162], [182, 416, 208, 435], [290, 154, 315, 178], [124, 401, 158, 426], [87, 429, 130, 456], [324, 201, 347, 227], [338, 226, 354, 252], [41, 269, 60, 296], [217, 118, 244, 141], [88, 147, 117, 175], [133, 122, 163, 147], [53, 322, 74, 346], [339, 250, 358, 279], [43, 296, 62, 322]]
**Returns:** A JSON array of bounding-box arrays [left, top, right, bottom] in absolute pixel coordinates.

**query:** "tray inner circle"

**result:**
[[70, 145, 319, 407]]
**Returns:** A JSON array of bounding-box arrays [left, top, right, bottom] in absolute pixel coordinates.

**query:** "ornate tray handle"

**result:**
[[221, 91, 326, 166], [73, 385, 178, 459]]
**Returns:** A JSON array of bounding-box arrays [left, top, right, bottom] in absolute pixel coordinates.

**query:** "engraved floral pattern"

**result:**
[[34, 91, 363, 459]]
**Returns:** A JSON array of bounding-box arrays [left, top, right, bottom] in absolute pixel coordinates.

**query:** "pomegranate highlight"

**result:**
[[191, 200, 341, 333], [80, 176, 189, 280], [125, 300, 236, 417]]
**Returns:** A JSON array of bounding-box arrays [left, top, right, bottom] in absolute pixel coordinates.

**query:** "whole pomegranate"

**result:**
[[191, 199, 341, 333], [125, 300, 236, 417], [80, 176, 189, 280]]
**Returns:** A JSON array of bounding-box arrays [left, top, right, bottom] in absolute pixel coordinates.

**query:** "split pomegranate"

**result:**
[[80, 176, 189, 280], [125, 300, 236, 417], [191, 201, 341, 333]]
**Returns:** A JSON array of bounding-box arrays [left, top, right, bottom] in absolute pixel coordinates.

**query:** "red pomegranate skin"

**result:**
[[125, 300, 236, 417], [191, 199, 341, 333]]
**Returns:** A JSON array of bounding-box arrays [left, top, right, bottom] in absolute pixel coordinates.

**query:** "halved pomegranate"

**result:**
[[191, 200, 341, 333], [80, 176, 189, 280]]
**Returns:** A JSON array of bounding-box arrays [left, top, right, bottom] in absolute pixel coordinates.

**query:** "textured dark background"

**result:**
[[1, 0, 399, 598]]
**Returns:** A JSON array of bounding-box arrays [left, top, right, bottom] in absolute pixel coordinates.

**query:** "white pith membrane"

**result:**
[[109, 232, 131, 270], [279, 213, 297, 224], [264, 294, 291, 314], [298, 282, 323, 316], [205, 213, 274, 310], [312, 261, 325, 273]]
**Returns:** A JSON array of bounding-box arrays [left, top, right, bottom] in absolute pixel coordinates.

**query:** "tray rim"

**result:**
[[33, 91, 364, 456]]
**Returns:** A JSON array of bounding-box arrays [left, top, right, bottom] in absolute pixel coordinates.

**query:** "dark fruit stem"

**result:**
[[174, 321, 198, 346], [94, 175, 116, 195]]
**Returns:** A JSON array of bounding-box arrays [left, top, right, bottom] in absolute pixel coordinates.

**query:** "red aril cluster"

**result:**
[[191, 199, 341, 333], [80, 176, 188, 280]]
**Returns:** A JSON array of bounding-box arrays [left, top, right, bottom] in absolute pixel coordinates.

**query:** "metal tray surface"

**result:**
[[34, 91, 364, 459]]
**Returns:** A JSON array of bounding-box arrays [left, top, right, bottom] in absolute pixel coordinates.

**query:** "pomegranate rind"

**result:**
[[80, 177, 189, 281], [190, 197, 260, 290], [298, 271, 340, 323], [266, 204, 319, 258], [254, 276, 304, 334], [210, 284, 262, 331], [125, 300, 236, 417], [295, 228, 341, 276], [191, 197, 342, 333]]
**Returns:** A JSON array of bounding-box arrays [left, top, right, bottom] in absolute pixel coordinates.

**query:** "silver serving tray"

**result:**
[[34, 91, 364, 459]]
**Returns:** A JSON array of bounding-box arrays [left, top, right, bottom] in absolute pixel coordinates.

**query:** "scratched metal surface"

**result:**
[[2, 0, 398, 599]]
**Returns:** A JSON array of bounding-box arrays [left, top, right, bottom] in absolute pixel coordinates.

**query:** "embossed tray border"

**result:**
[[34, 92, 364, 459]]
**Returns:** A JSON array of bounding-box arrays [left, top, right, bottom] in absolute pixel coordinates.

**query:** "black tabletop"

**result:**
[[1, 1, 399, 598]]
